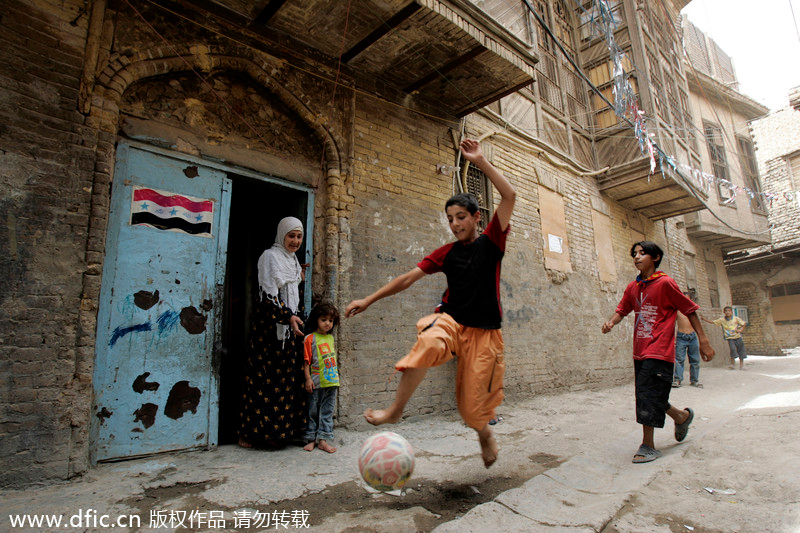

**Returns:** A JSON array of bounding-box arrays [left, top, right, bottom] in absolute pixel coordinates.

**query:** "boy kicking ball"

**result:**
[[602, 241, 714, 463], [345, 138, 515, 468]]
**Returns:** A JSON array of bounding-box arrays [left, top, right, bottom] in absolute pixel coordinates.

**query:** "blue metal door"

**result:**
[[91, 143, 231, 462]]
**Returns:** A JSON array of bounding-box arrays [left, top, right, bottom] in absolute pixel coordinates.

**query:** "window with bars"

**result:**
[[736, 136, 766, 213], [553, 0, 576, 59], [680, 91, 697, 151], [465, 165, 493, 231], [703, 122, 733, 203], [586, 56, 634, 130], [530, 0, 591, 125]]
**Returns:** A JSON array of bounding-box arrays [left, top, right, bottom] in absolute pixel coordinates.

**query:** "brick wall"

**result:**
[[339, 97, 460, 424], [338, 106, 659, 427], [750, 106, 800, 249], [729, 266, 790, 356], [0, 0, 744, 487], [0, 0, 95, 486]]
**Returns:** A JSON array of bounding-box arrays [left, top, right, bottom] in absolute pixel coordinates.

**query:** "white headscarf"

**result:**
[[257, 216, 304, 340]]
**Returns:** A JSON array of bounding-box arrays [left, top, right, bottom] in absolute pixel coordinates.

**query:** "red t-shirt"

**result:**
[[416, 212, 508, 329], [615, 274, 699, 362]]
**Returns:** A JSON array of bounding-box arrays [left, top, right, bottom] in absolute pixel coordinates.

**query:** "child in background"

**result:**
[[702, 306, 747, 370], [602, 241, 715, 463], [302, 302, 340, 453]]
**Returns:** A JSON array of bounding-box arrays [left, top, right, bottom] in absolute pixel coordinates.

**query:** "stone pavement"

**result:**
[[2, 352, 799, 532]]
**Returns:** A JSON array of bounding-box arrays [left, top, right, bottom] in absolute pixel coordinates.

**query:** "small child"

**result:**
[[602, 241, 715, 463], [702, 306, 747, 370], [302, 302, 340, 453]]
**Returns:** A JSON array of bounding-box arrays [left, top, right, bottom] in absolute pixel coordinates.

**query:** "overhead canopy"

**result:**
[[596, 158, 708, 220], [165, 0, 538, 118]]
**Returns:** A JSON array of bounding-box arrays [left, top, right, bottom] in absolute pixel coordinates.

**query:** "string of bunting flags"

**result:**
[[576, 0, 799, 211]]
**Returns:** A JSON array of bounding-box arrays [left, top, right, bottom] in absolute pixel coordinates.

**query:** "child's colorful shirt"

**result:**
[[417, 211, 509, 329], [303, 333, 339, 388], [615, 273, 699, 362], [713, 316, 745, 339]]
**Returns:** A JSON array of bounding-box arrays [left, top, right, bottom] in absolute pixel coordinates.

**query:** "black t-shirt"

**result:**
[[417, 212, 508, 329]]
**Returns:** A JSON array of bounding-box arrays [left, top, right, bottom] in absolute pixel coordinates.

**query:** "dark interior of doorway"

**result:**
[[218, 174, 308, 445]]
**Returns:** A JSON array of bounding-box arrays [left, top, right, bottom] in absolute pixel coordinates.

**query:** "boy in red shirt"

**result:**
[[602, 241, 715, 463], [346, 138, 515, 468]]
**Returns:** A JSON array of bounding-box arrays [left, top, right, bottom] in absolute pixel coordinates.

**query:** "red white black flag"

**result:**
[[130, 187, 214, 237]]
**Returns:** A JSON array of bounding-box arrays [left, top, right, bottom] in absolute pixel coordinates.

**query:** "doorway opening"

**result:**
[[218, 174, 310, 444]]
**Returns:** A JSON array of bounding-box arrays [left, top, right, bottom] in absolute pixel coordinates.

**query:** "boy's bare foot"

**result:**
[[479, 432, 499, 468], [318, 440, 337, 453], [303, 441, 316, 452], [238, 437, 252, 449], [364, 408, 401, 425]]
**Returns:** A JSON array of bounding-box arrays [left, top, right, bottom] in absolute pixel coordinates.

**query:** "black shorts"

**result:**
[[634, 358, 673, 428]]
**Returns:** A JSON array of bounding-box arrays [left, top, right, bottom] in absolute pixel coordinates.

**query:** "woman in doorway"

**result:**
[[238, 216, 308, 448]]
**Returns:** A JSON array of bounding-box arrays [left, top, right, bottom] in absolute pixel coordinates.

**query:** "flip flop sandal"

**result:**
[[675, 407, 694, 442], [632, 444, 662, 463]]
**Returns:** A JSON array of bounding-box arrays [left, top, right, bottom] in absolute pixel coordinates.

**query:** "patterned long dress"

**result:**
[[238, 291, 307, 445]]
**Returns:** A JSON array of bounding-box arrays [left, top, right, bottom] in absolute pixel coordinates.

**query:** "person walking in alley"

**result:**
[[345, 138, 515, 468], [702, 306, 747, 370], [673, 305, 703, 388], [602, 241, 715, 463]]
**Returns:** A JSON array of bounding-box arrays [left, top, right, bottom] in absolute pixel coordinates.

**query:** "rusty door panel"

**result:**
[[91, 143, 231, 462]]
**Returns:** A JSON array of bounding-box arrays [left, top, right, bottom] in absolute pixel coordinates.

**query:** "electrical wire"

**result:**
[[527, 0, 775, 236], [124, 0, 784, 239]]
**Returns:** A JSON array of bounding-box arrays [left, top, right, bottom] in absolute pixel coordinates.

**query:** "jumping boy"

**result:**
[[345, 138, 515, 468], [602, 241, 715, 463]]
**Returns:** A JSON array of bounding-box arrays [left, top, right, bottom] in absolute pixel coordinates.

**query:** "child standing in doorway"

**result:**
[[602, 241, 715, 463], [302, 302, 340, 453]]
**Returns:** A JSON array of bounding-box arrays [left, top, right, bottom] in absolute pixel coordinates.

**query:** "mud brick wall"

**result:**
[[0, 0, 745, 487], [338, 105, 646, 428], [0, 0, 95, 486], [751, 107, 800, 249]]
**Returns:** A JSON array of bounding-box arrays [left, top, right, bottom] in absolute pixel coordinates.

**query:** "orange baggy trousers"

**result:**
[[395, 313, 504, 430]]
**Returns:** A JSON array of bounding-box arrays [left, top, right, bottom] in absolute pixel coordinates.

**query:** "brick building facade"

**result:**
[[0, 0, 769, 486], [726, 96, 800, 354]]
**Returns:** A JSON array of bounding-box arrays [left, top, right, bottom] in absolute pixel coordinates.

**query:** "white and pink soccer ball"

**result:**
[[358, 431, 415, 492]]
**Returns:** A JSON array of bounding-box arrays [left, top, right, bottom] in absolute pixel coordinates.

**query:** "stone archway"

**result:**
[[77, 43, 353, 456]]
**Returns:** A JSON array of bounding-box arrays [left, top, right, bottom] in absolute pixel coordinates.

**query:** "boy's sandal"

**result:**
[[632, 444, 661, 463], [690, 382, 703, 388], [671, 380, 681, 388], [674, 407, 694, 442]]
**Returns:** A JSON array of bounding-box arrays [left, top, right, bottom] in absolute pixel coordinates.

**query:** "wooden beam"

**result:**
[[455, 78, 534, 117], [614, 181, 683, 203], [341, 2, 422, 63], [254, 0, 289, 26], [647, 205, 704, 220], [404, 46, 487, 93]]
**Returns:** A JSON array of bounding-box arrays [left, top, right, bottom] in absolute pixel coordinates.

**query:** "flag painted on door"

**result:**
[[131, 187, 214, 237]]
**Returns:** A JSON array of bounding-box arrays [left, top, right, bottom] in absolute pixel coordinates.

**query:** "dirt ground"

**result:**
[[2, 351, 800, 532]]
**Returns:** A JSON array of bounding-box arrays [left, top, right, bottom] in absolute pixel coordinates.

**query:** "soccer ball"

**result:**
[[358, 431, 415, 492]]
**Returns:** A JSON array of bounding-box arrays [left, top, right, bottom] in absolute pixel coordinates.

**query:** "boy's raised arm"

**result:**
[[460, 139, 515, 231], [345, 267, 427, 318]]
